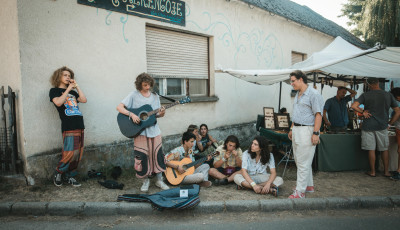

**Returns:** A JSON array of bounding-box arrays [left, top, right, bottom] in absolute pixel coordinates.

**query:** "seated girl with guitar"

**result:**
[[233, 136, 284, 197], [165, 131, 213, 187], [209, 135, 243, 185]]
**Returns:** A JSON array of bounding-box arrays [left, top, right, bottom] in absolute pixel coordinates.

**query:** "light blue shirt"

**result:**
[[292, 86, 324, 126], [241, 150, 275, 175], [121, 90, 161, 138]]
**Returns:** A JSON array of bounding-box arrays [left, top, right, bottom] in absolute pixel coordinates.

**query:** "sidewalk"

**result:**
[[1, 195, 399, 216], [1, 168, 400, 216]]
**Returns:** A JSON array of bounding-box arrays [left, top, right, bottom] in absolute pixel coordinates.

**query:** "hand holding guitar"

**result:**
[[157, 106, 166, 118], [177, 165, 186, 174], [129, 112, 141, 124]]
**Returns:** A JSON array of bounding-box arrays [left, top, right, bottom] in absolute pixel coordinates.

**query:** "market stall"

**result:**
[[219, 36, 400, 172]]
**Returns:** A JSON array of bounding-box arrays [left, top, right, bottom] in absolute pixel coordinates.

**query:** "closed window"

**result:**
[[291, 51, 307, 65], [146, 26, 209, 96]]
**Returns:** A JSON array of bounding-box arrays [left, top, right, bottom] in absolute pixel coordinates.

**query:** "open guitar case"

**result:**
[[117, 184, 200, 211]]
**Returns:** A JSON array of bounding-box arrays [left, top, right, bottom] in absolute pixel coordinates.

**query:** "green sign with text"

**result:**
[[78, 0, 185, 26]]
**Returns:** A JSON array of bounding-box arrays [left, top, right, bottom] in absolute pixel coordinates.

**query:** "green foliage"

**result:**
[[340, 0, 400, 47]]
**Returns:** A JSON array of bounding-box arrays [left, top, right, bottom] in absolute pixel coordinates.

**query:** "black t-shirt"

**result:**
[[49, 88, 85, 132]]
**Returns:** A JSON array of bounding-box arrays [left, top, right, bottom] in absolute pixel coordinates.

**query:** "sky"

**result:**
[[290, 0, 350, 30]]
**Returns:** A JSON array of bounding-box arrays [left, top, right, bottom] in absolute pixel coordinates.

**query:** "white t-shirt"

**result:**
[[121, 90, 161, 137], [241, 150, 275, 175]]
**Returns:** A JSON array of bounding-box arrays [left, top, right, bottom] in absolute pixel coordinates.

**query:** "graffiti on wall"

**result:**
[[186, 5, 283, 69], [82, 2, 283, 69]]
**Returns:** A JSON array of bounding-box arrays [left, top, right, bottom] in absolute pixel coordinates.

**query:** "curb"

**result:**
[[1, 195, 399, 216]]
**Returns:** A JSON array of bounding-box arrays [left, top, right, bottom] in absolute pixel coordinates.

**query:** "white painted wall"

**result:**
[[14, 0, 339, 163], [0, 0, 25, 164]]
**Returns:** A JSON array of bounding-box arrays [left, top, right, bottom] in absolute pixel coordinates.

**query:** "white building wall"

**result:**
[[15, 0, 339, 164], [0, 0, 25, 166]]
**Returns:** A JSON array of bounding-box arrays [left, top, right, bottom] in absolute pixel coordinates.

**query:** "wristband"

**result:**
[[250, 182, 256, 187]]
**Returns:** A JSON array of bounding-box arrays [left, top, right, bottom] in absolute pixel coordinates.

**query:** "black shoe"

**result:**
[[53, 173, 63, 187], [390, 172, 400, 181]]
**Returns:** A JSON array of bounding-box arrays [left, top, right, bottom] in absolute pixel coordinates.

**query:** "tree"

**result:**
[[341, 0, 400, 47]]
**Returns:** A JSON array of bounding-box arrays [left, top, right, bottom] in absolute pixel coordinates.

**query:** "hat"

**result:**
[[366, 77, 379, 85]]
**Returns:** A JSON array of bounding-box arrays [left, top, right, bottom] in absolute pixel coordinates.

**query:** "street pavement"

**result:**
[[1, 207, 399, 229]]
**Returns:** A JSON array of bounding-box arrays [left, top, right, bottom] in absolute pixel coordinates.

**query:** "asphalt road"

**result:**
[[1, 208, 399, 230]]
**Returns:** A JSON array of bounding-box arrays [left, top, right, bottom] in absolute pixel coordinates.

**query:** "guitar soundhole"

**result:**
[[140, 113, 148, 121]]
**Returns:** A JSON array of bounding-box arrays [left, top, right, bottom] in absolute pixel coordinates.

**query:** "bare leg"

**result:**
[[227, 171, 241, 182], [368, 150, 376, 176], [381, 150, 390, 176], [208, 168, 227, 180], [240, 180, 252, 189]]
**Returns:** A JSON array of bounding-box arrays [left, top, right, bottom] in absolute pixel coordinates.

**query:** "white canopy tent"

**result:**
[[218, 37, 400, 86]]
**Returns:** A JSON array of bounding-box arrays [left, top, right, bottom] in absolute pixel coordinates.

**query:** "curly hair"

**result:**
[[182, 131, 196, 144], [223, 135, 240, 150], [50, 66, 74, 87], [248, 136, 270, 165], [135, 73, 154, 91]]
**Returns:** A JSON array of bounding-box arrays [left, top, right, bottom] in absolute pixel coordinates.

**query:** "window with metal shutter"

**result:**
[[146, 27, 209, 96], [291, 51, 306, 65]]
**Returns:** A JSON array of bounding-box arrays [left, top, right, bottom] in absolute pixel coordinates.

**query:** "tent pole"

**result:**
[[278, 81, 282, 111]]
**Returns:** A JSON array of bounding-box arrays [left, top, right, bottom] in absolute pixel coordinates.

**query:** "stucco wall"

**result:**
[[0, 0, 25, 169], [14, 0, 342, 180]]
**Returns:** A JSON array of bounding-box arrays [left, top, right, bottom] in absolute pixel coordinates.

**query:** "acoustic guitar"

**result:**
[[117, 96, 191, 138], [165, 151, 220, 185]]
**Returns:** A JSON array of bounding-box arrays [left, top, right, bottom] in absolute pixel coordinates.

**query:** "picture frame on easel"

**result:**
[[274, 113, 290, 130], [263, 107, 275, 129]]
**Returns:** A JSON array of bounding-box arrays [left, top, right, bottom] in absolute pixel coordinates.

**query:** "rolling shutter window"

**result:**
[[146, 27, 209, 80], [291, 52, 306, 65]]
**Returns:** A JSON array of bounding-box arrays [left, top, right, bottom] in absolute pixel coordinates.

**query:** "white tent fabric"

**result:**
[[218, 37, 400, 85]]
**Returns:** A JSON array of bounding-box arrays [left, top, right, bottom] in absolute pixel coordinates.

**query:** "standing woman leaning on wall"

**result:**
[[49, 66, 87, 187]]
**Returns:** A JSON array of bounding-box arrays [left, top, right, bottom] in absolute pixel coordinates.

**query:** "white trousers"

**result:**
[[182, 164, 210, 184], [292, 126, 316, 193]]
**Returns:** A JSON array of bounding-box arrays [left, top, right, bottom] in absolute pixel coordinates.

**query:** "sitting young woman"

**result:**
[[209, 135, 243, 185], [233, 136, 283, 196], [195, 124, 220, 166]]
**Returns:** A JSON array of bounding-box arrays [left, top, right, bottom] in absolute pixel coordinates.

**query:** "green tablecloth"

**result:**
[[256, 115, 291, 147], [318, 133, 369, 172]]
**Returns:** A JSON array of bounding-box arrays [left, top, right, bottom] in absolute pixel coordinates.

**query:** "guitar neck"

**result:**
[[147, 101, 179, 116], [184, 151, 219, 168], [184, 157, 207, 168]]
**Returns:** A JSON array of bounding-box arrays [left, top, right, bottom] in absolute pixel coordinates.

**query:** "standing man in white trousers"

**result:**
[[288, 70, 324, 199]]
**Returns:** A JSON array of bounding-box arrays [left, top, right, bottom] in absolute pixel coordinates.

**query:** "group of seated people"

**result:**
[[164, 124, 283, 196]]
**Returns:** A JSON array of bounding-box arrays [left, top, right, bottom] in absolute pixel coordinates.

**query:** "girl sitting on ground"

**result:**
[[233, 136, 283, 196], [209, 135, 242, 185]]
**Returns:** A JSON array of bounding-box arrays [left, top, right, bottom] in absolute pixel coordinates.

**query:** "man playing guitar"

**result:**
[[165, 131, 213, 187]]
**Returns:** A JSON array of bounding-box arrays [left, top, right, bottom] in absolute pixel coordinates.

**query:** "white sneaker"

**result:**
[[155, 180, 170, 190], [140, 179, 150, 192]]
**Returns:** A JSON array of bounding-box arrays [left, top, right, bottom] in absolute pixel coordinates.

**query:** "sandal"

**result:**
[[236, 185, 249, 190], [269, 186, 279, 197]]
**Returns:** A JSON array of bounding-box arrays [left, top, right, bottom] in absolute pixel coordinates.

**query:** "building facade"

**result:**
[[0, 0, 360, 184]]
